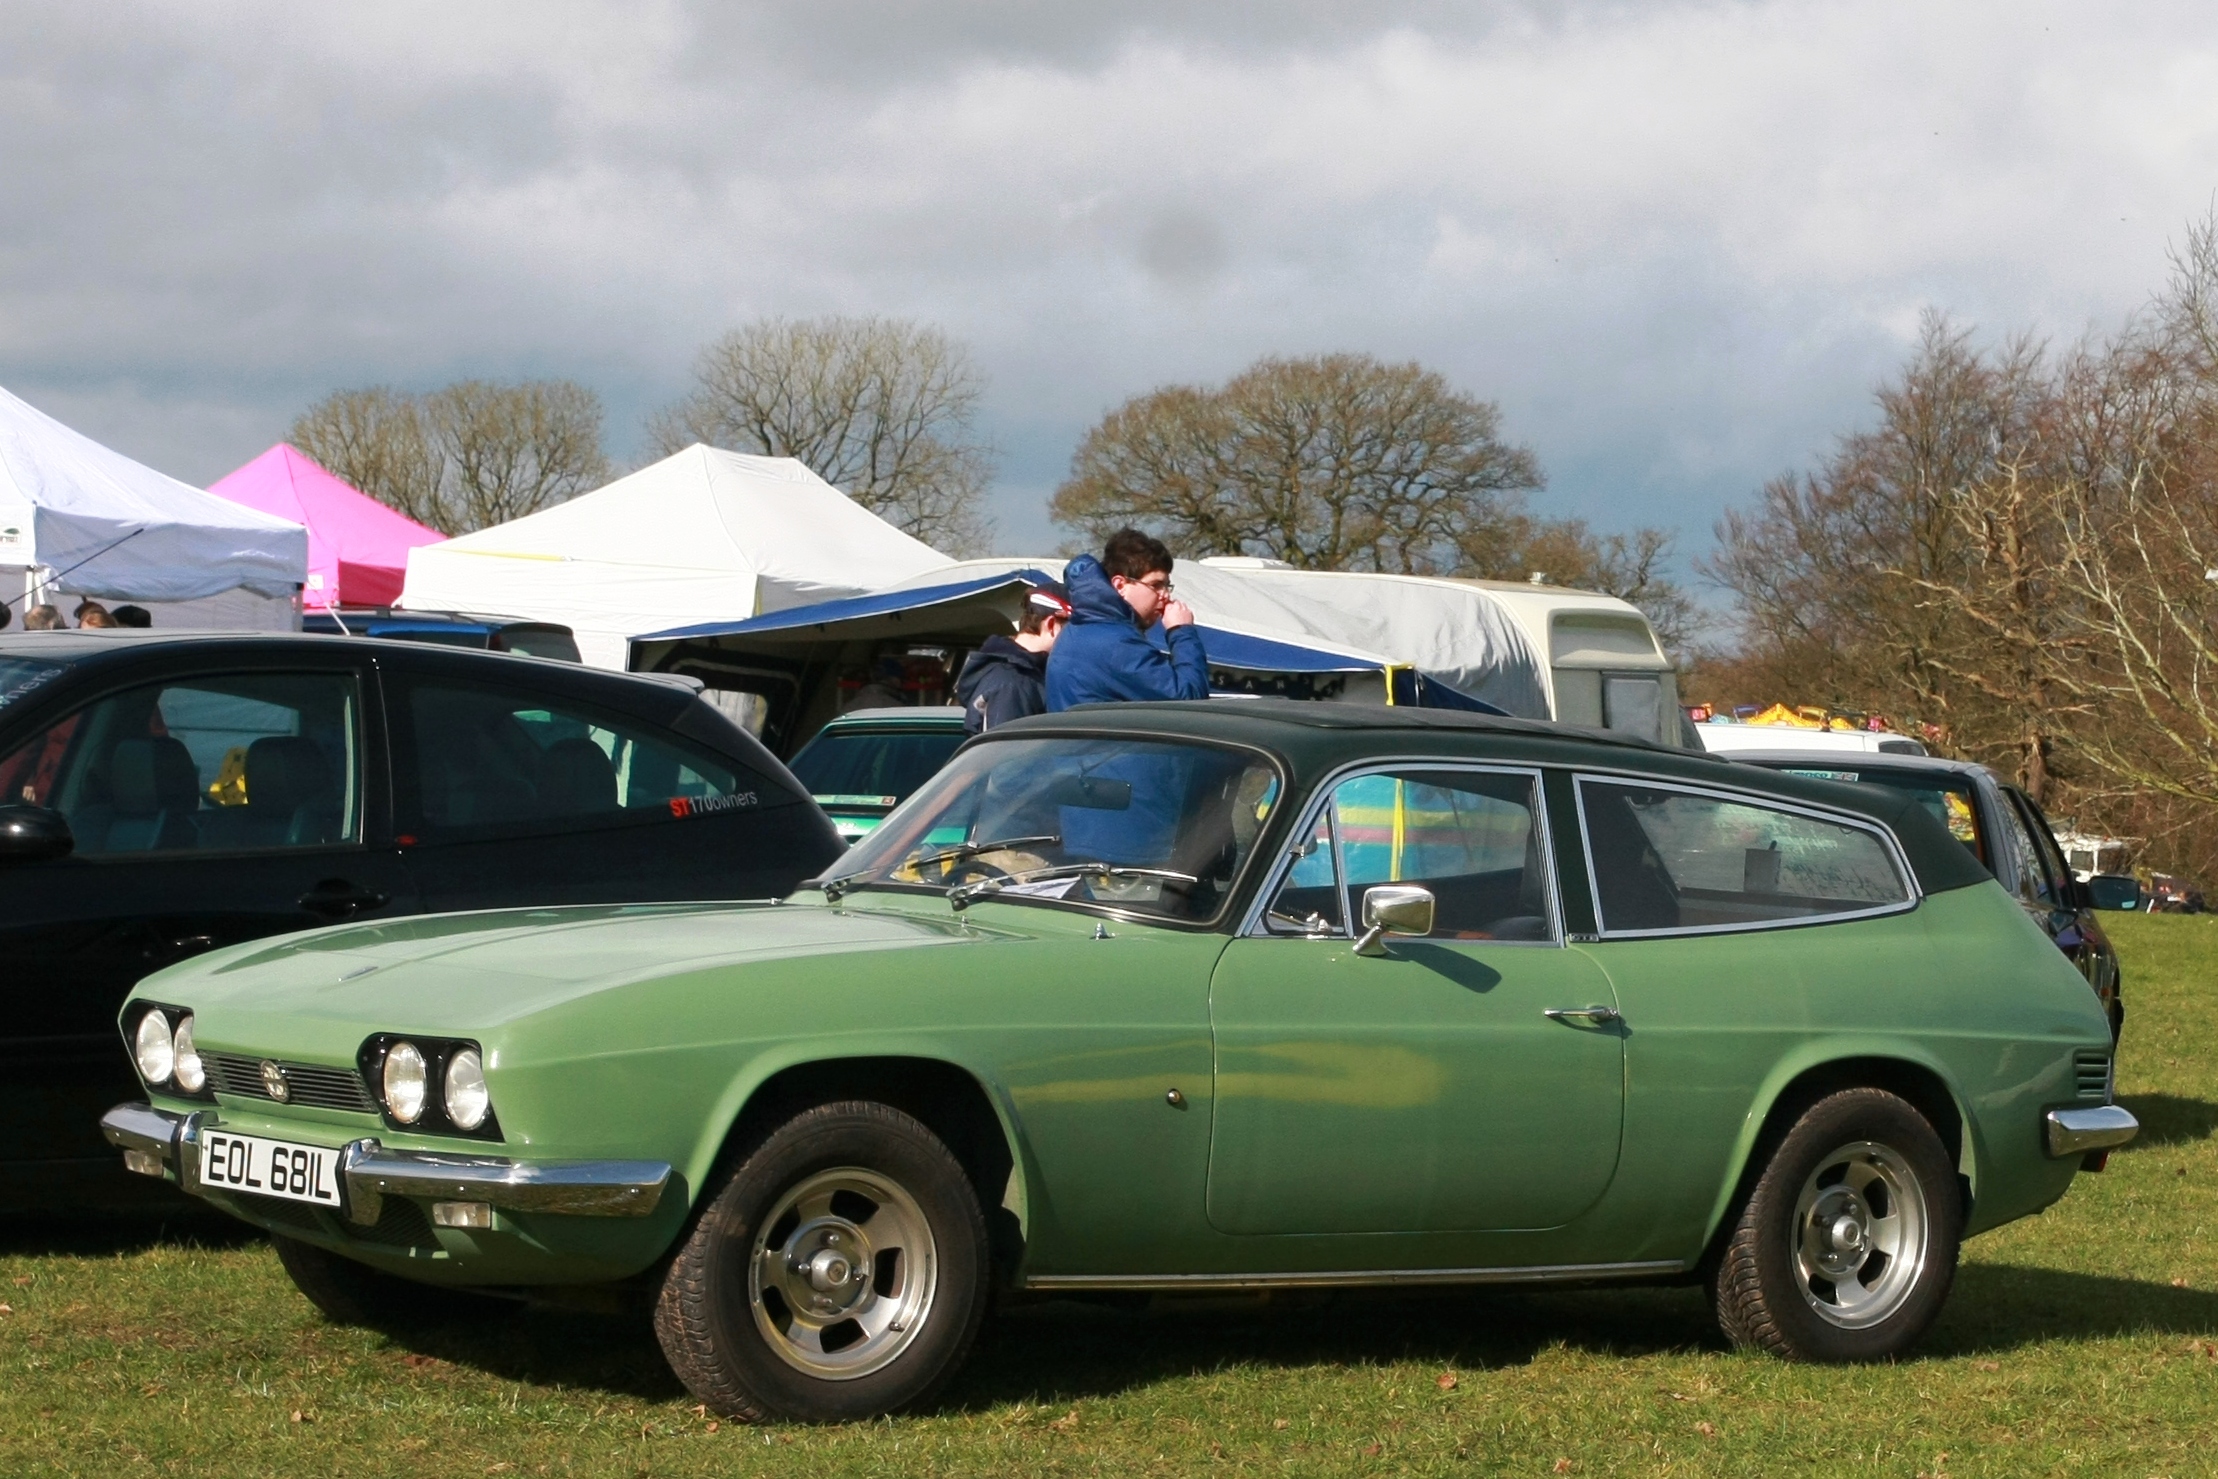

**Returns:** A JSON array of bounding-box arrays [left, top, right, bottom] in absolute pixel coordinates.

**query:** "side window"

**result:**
[[400, 682, 785, 837], [1579, 779, 1909, 934], [0, 673, 360, 856], [1264, 768, 1553, 941], [1996, 791, 2061, 907]]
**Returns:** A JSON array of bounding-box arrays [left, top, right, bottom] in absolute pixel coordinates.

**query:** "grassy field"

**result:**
[[5, 914, 2215, 1478]]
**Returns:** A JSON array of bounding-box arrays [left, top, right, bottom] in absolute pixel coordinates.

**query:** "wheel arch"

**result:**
[[1697, 1045, 1977, 1262], [684, 1047, 1035, 1278]]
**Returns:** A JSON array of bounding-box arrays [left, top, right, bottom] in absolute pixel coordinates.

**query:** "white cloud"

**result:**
[[2, 0, 2216, 568]]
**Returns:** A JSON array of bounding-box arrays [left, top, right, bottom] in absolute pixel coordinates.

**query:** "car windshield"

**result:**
[[827, 735, 1283, 923], [1771, 765, 1985, 867], [789, 726, 967, 810], [0, 654, 67, 713]]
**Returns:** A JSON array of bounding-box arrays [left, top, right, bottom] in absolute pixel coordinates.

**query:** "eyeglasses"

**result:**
[[1121, 576, 1173, 595]]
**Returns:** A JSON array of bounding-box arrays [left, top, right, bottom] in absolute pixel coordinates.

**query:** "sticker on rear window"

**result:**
[[669, 792, 759, 818]]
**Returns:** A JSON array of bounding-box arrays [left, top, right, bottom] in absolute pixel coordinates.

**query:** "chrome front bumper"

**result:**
[[2044, 1103, 2140, 1158], [101, 1102, 670, 1224]]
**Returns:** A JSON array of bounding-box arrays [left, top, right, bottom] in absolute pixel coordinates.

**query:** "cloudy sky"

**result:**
[[6, 1, 2218, 604]]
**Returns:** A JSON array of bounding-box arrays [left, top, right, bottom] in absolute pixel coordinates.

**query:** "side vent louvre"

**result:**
[[2073, 1050, 2112, 1102]]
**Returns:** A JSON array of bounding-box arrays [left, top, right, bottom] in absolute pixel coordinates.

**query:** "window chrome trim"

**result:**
[[1236, 758, 1564, 947], [1571, 771, 1922, 940]]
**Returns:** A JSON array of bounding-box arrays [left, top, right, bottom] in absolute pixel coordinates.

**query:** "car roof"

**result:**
[[819, 706, 968, 728], [983, 699, 1994, 896]]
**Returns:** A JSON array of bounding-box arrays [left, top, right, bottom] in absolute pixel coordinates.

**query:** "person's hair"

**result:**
[[78, 608, 118, 629], [72, 599, 108, 622], [111, 604, 152, 628], [1018, 582, 1071, 635], [1101, 528, 1173, 582], [0, 604, 10, 631], [22, 604, 61, 631]]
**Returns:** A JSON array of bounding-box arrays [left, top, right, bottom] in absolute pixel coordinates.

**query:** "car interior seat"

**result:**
[[538, 737, 621, 815], [72, 736, 201, 852], [198, 737, 337, 849]]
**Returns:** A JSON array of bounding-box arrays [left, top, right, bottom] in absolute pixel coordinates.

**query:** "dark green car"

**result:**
[[103, 702, 2131, 1422]]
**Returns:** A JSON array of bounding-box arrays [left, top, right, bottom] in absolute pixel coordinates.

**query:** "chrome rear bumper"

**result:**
[[2044, 1103, 2139, 1158], [100, 1101, 669, 1223]]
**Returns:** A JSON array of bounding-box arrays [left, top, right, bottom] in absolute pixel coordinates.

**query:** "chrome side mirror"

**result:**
[[1354, 884, 1434, 957]]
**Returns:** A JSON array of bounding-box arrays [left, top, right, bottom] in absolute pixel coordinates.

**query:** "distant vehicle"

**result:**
[[785, 707, 968, 843], [1696, 725, 1928, 757], [2149, 873, 2205, 914], [1732, 750, 2121, 1038], [2085, 874, 2146, 912], [0, 630, 838, 1208], [303, 608, 581, 663]]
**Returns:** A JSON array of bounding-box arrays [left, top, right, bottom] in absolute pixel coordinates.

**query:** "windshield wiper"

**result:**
[[907, 834, 1060, 870], [948, 863, 1200, 911]]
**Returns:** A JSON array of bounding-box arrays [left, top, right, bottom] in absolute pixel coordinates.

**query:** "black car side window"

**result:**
[[1578, 779, 1909, 935], [0, 673, 361, 856], [1992, 789, 2058, 907], [399, 681, 785, 838]]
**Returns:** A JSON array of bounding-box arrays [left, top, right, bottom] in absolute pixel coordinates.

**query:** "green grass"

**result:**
[[6, 914, 2216, 1477]]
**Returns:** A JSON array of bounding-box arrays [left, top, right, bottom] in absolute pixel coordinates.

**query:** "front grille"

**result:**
[[2074, 1049, 2112, 1102], [205, 1052, 378, 1114]]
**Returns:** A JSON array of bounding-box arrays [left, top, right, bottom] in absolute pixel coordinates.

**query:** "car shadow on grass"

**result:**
[[2116, 1093, 2218, 1148], [0, 1206, 262, 1258], [292, 1265, 2218, 1413]]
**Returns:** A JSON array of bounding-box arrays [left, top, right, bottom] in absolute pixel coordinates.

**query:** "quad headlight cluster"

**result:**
[[127, 1003, 210, 1099], [358, 1035, 500, 1138]]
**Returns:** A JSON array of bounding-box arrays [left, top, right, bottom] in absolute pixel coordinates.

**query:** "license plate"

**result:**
[[198, 1130, 344, 1209]]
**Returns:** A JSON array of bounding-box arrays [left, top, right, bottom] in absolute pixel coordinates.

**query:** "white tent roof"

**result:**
[[0, 384, 307, 601], [401, 444, 954, 669], [892, 555, 1556, 716]]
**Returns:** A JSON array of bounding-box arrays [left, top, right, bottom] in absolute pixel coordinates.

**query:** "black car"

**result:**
[[1733, 750, 2123, 1039], [302, 608, 581, 663], [0, 631, 841, 1208]]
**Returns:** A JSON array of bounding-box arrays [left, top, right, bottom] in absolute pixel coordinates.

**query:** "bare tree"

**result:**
[[651, 317, 993, 552], [289, 387, 444, 531], [291, 380, 610, 535], [1053, 354, 1543, 574]]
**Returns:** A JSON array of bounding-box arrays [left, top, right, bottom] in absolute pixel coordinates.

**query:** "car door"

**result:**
[[0, 656, 415, 1186], [1568, 775, 1928, 1254], [2003, 785, 2119, 1008], [388, 665, 830, 910], [1206, 763, 1625, 1235]]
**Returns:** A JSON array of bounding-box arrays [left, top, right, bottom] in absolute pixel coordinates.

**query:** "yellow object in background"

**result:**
[[206, 746, 249, 807]]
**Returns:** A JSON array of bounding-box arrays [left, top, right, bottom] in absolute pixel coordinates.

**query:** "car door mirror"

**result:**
[[2086, 875, 2142, 911], [0, 805, 74, 863], [1355, 884, 1434, 957]]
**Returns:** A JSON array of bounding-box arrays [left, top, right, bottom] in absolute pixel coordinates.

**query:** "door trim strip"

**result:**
[[1022, 1258, 1685, 1292]]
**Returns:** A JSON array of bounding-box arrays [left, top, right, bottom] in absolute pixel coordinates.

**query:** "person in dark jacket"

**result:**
[[955, 582, 1070, 734], [1045, 529, 1208, 711]]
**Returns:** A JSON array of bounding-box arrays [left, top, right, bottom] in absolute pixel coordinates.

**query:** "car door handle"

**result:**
[[1544, 1005, 1621, 1025], [299, 881, 392, 919]]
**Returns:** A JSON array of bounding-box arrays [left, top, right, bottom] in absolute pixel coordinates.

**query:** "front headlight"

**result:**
[[442, 1048, 490, 1131], [383, 1041, 427, 1124], [133, 1010, 174, 1086], [171, 1015, 205, 1094]]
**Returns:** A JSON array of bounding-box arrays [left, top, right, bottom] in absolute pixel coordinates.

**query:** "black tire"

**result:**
[[272, 1234, 490, 1327], [1711, 1087, 1962, 1362], [654, 1100, 990, 1423]]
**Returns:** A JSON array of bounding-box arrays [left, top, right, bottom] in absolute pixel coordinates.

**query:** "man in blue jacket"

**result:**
[[1045, 528, 1209, 711]]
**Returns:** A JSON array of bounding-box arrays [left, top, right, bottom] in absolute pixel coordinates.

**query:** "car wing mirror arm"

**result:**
[[1353, 884, 1434, 957]]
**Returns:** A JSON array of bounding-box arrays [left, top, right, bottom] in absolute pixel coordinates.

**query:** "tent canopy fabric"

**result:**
[[887, 557, 1551, 716], [208, 445, 444, 609], [0, 383, 307, 603], [631, 569, 1397, 677], [400, 444, 953, 669]]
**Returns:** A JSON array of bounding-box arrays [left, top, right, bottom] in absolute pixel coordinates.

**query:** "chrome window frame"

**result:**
[[1572, 770, 1921, 940], [1238, 759, 1564, 947]]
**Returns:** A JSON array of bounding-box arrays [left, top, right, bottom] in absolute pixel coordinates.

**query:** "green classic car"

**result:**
[[102, 701, 2133, 1422]]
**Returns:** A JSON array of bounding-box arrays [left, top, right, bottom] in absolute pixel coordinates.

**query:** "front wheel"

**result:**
[[1711, 1087, 1962, 1361], [654, 1100, 990, 1423]]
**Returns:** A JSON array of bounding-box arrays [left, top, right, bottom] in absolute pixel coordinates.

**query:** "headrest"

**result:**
[[245, 737, 331, 813], [110, 737, 200, 816], [538, 737, 619, 813]]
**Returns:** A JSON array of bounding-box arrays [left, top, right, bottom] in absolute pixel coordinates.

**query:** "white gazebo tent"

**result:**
[[0, 384, 308, 628], [399, 444, 954, 670]]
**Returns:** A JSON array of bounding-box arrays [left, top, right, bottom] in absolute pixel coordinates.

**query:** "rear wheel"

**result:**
[[654, 1100, 989, 1423], [1711, 1088, 1961, 1361]]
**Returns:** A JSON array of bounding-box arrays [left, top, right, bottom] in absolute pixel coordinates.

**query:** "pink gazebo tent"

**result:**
[[208, 444, 443, 608]]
